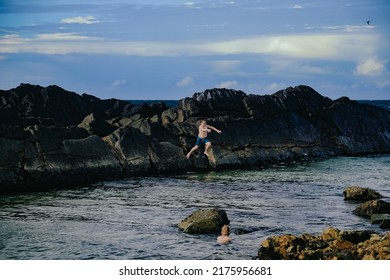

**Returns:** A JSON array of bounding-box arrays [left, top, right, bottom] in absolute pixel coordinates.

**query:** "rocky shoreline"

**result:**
[[256, 187, 390, 259], [1, 83, 390, 193]]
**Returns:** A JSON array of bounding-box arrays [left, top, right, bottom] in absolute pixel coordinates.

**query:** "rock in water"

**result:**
[[343, 186, 383, 201], [178, 208, 229, 234], [353, 200, 390, 218]]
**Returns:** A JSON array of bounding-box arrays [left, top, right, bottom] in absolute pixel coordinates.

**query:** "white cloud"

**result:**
[[299, 65, 327, 74], [216, 81, 238, 88], [176, 76, 194, 87], [0, 32, 381, 62], [183, 2, 194, 6], [293, 5, 303, 9], [268, 60, 327, 75], [111, 79, 127, 87], [204, 34, 380, 60], [212, 60, 241, 73], [266, 82, 285, 92], [355, 58, 385, 76], [61, 16, 100, 25], [36, 33, 98, 41], [322, 25, 374, 32]]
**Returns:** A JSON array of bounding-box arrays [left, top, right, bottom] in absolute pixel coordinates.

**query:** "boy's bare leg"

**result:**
[[204, 142, 211, 157], [186, 145, 199, 158]]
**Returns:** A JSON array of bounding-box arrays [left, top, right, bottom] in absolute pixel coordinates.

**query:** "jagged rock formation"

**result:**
[[1, 83, 390, 192]]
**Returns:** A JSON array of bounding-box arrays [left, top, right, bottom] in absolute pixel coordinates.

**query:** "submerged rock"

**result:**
[[257, 227, 389, 260], [178, 208, 229, 234]]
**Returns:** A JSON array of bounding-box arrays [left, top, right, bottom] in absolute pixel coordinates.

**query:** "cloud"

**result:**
[[266, 82, 285, 92], [293, 5, 303, 9], [0, 32, 381, 62], [36, 33, 98, 40], [216, 81, 239, 88], [61, 16, 100, 25], [111, 79, 127, 87], [355, 58, 385, 76], [268, 59, 327, 75], [299, 65, 327, 74], [176, 76, 194, 87], [202, 34, 380, 61], [212, 60, 241, 73], [322, 25, 374, 32]]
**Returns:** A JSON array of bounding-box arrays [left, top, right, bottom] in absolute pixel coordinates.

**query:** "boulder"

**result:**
[[353, 200, 390, 218], [178, 208, 229, 234], [343, 186, 383, 201]]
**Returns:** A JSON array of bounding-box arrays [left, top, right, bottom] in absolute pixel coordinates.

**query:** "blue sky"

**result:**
[[0, 0, 389, 100]]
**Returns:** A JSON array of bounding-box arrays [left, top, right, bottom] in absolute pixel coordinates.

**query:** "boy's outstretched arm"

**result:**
[[206, 125, 222, 134]]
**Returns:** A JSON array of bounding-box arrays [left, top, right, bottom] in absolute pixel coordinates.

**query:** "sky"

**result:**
[[0, 0, 389, 100]]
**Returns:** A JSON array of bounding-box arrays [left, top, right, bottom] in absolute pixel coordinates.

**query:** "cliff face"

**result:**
[[1, 83, 389, 192]]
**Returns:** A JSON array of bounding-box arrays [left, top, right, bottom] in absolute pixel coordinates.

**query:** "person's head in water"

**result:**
[[221, 225, 231, 236], [217, 225, 231, 244]]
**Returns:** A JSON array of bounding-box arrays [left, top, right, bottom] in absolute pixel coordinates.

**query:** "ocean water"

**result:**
[[0, 155, 389, 260]]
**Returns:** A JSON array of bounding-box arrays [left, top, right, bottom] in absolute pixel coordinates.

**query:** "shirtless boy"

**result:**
[[186, 120, 222, 158]]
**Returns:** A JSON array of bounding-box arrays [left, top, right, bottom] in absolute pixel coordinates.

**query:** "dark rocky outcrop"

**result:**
[[178, 208, 229, 234], [1, 83, 390, 192], [257, 227, 390, 260]]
